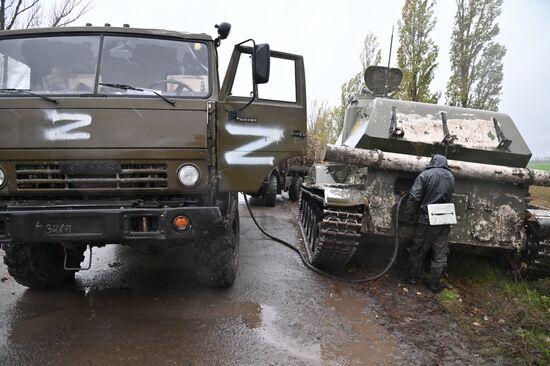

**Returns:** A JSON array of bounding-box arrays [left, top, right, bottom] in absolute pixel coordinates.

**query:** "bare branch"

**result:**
[[4, 0, 18, 11], [7, 0, 40, 29], [6, 0, 23, 30], [23, 1, 40, 28], [50, 0, 92, 28], [1, 0, 93, 30]]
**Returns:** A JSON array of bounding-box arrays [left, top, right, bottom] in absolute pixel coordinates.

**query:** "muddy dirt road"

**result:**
[[0, 197, 521, 366], [1, 196, 412, 365]]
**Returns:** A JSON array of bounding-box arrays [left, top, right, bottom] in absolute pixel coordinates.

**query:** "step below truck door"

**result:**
[[217, 45, 307, 192]]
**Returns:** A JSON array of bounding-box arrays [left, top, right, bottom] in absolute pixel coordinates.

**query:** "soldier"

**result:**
[[405, 154, 455, 293]]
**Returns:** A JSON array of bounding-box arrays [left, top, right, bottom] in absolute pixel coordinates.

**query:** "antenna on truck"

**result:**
[[383, 25, 395, 98]]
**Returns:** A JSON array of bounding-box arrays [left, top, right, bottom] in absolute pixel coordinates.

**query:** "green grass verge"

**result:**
[[530, 186, 550, 208], [438, 288, 465, 319], [441, 257, 550, 364], [529, 162, 550, 171], [529, 162, 550, 207]]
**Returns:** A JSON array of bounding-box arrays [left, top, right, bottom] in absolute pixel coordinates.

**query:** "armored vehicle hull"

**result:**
[[299, 66, 550, 277]]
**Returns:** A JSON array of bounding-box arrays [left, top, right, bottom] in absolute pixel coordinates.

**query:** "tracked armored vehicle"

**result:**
[[0, 24, 307, 289], [299, 66, 550, 277]]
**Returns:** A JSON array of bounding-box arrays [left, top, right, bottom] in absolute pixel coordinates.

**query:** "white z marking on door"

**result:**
[[224, 124, 284, 165], [44, 111, 92, 141]]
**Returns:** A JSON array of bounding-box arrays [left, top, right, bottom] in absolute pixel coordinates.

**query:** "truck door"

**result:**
[[217, 46, 307, 192]]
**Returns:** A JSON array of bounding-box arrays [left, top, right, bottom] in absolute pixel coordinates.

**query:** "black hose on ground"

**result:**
[[242, 193, 407, 283]]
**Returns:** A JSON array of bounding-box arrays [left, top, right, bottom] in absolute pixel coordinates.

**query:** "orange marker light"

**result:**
[[173, 216, 190, 231]]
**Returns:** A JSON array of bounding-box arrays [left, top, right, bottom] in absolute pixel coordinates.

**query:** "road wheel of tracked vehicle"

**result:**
[[194, 194, 240, 288], [2, 243, 85, 289], [288, 176, 302, 202], [264, 174, 278, 207]]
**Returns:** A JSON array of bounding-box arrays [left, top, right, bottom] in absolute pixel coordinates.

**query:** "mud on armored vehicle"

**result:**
[[0, 23, 307, 288], [299, 66, 550, 277]]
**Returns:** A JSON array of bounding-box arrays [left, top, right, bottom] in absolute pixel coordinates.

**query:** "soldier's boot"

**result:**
[[427, 267, 445, 293], [405, 261, 422, 285]]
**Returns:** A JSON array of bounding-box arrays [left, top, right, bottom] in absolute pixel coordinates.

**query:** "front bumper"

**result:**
[[0, 205, 223, 245]]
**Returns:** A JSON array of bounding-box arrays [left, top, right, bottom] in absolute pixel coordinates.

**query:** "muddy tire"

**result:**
[[264, 175, 277, 207], [288, 176, 302, 202], [2, 243, 84, 289], [194, 195, 240, 288]]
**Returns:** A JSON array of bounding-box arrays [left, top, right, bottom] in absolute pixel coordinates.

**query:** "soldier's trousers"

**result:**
[[409, 223, 450, 271]]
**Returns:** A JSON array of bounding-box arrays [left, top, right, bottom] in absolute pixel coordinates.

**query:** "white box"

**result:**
[[427, 203, 457, 225]]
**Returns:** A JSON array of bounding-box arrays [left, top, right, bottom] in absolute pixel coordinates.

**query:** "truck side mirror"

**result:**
[[216, 22, 231, 40], [214, 22, 231, 46], [253, 43, 270, 84]]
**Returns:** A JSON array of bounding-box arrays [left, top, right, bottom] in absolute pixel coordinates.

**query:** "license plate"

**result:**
[[33, 217, 102, 236], [35, 220, 74, 235]]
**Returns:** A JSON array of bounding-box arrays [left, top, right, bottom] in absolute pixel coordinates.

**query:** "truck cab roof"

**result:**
[[0, 26, 214, 42]]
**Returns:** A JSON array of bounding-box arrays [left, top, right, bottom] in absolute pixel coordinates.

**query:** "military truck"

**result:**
[[299, 66, 550, 277], [247, 157, 308, 206], [0, 23, 307, 288]]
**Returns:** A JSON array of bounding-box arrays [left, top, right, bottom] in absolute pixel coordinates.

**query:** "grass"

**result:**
[[438, 288, 465, 319], [438, 256, 550, 364], [530, 186, 550, 208], [529, 162, 550, 171], [529, 162, 550, 207]]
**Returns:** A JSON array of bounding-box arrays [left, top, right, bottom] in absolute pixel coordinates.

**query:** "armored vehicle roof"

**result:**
[[342, 98, 531, 168], [0, 26, 213, 41]]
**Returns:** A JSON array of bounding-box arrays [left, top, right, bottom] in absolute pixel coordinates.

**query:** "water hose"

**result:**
[[242, 193, 406, 283]]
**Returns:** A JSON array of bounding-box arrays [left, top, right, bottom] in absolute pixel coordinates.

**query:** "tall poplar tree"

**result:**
[[333, 32, 382, 132], [396, 0, 440, 103], [446, 0, 506, 111], [340, 33, 383, 102]]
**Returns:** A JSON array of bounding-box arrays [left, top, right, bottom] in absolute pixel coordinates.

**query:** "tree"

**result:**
[[0, 0, 92, 30], [396, 0, 440, 103], [306, 99, 341, 164], [470, 42, 505, 111], [446, 0, 506, 111], [332, 32, 382, 136], [340, 33, 382, 108]]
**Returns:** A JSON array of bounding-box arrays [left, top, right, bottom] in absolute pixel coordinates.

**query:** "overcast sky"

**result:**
[[78, 0, 550, 157]]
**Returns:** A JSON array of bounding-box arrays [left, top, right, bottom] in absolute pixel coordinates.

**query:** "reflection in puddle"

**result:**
[[243, 303, 322, 364]]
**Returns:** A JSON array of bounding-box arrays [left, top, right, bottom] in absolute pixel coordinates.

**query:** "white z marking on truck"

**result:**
[[224, 124, 284, 165], [44, 111, 92, 141]]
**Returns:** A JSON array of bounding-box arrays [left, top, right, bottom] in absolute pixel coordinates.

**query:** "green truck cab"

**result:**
[[0, 24, 307, 288]]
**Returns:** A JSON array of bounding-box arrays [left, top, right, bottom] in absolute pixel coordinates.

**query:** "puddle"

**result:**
[[244, 303, 322, 364]]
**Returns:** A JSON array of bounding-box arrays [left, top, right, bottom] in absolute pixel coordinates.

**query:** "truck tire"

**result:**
[[2, 243, 84, 289], [264, 175, 278, 207], [194, 195, 240, 288], [288, 176, 302, 202]]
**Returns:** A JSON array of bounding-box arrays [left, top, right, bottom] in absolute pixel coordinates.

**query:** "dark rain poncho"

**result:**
[[406, 154, 455, 225]]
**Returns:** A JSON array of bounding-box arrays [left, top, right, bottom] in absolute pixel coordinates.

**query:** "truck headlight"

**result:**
[[0, 168, 5, 188], [177, 164, 200, 187]]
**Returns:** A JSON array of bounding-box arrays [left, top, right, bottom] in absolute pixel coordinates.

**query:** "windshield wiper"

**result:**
[[99, 83, 176, 107], [0, 89, 59, 104]]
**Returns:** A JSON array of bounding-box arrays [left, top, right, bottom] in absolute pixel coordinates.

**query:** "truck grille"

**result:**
[[15, 163, 168, 191]]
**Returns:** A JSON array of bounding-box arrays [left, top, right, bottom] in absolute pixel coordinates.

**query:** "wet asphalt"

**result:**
[[0, 195, 404, 366]]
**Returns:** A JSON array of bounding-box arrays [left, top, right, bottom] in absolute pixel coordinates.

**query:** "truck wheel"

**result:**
[[2, 243, 84, 289], [288, 176, 302, 202], [194, 195, 240, 288], [264, 175, 278, 207]]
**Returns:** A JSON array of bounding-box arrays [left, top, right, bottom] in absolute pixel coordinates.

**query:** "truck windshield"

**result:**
[[0, 35, 210, 97]]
